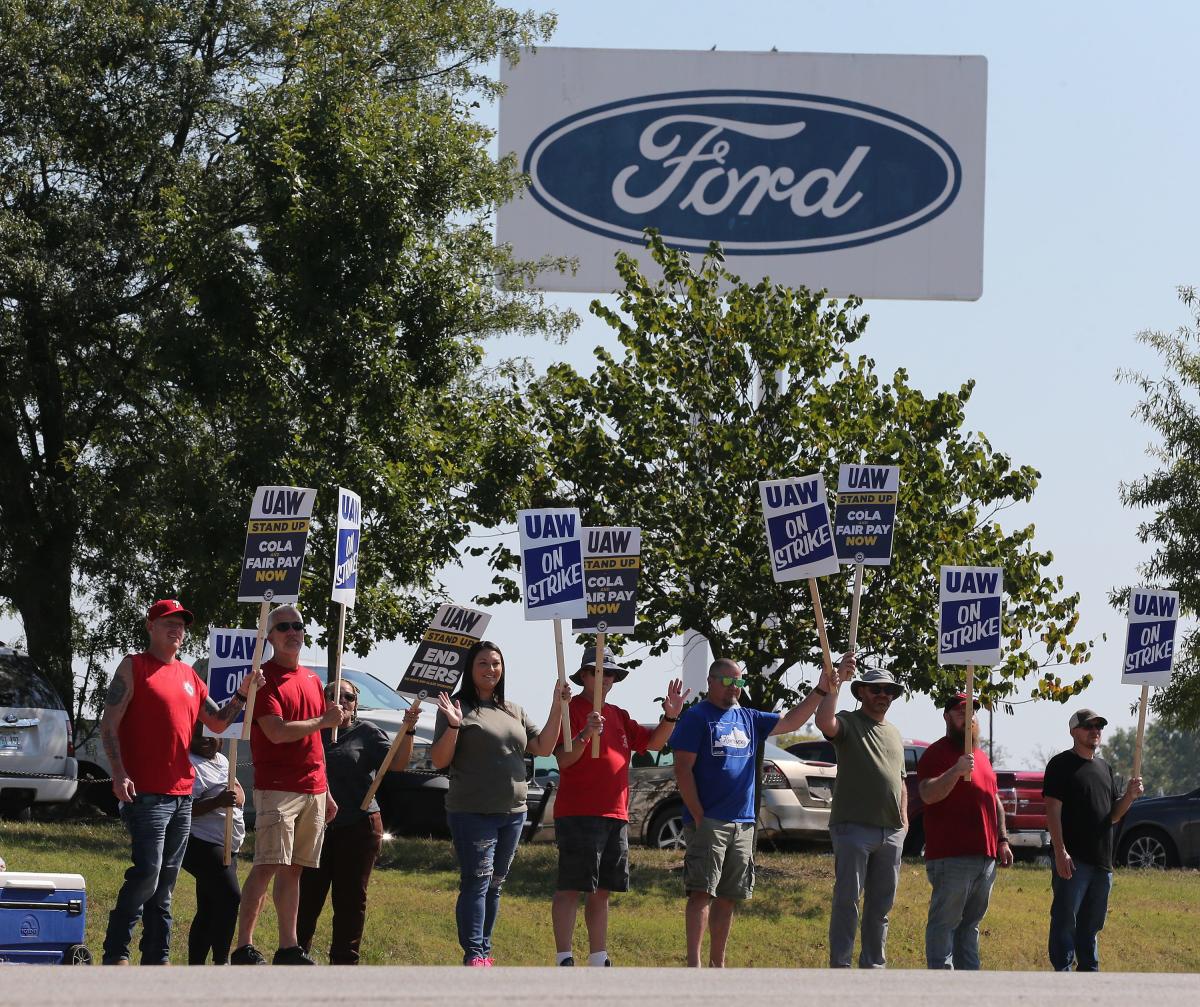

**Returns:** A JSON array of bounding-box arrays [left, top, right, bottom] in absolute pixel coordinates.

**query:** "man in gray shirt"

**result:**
[[815, 662, 907, 968]]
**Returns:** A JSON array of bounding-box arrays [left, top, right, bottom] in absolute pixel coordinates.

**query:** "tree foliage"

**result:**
[[513, 234, 1092, 712], [1104, 720, 1200, 795], [1117, 285, 1200, 729], [0, 0, 572, 707]]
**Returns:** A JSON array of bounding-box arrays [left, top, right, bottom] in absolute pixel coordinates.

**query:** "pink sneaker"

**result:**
[[468, 957, 492, 967]]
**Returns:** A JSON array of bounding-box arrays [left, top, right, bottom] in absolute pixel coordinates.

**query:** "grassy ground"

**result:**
[[3, 818, 1199, 969]]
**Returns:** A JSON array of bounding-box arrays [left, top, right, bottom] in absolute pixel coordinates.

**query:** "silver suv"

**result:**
[[0, 646, 79, 819]]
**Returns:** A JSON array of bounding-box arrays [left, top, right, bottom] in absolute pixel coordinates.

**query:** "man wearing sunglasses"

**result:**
[[233, 605, 343, 966], [670, 653, 847, 967], [916, 692, 1012, 970], [550, 647, 689, 967], [1042, 708, 1143, 971], [814, 662, 907, 969]]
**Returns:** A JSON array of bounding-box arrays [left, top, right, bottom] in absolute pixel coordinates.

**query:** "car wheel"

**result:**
[[647, 802, 686, 850], [1119, 827, 1179, 869]]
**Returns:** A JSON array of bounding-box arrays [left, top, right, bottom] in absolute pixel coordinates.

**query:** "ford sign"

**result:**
[[525, 91, 960, 255], [499, 48, 986, 299]]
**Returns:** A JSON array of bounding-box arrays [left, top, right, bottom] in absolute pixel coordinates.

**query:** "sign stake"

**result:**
[[847, 561, 864, 654], [330, 603, 347, 743], [227, 600, 269, 864], [964, 662, 975, 782], [1132, 683, 1150, 780], [554, 618, 572, 753], [591, 628, 607, 757], [807, 578, 836, 684], [360, 697, 422, 811], [222, 737, 239, 867]]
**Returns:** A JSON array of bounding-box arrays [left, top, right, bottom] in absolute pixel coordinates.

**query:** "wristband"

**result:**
[[662, 715, 679, 723], [234, 691, 248, 702], [811, 686, 829, 697]]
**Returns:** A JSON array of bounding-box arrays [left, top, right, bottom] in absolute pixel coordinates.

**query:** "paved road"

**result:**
[[3, 966, 1198, 1004]]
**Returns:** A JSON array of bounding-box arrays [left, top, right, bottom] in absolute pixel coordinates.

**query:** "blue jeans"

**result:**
[[1048, 862, 1112, 971], [925, 855, 997, 969], [828, 821, 906, 968], [447, 811, 524, 963], [103, 794, 192, 964]]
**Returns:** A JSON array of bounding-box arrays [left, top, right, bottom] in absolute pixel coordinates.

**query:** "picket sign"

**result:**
[[836, 465, 901, 663], [227, 600, 270, 865], [329, 488, 362, 743], [1122, 587, 1181, 779]]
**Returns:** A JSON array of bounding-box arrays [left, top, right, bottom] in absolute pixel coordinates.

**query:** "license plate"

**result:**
[[1, 732, 20, 750]]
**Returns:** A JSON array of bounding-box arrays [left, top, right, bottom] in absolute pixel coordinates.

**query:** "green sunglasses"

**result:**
[[715, 675, 748, 688]]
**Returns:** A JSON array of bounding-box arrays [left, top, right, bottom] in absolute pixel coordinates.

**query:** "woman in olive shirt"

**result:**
[[432, 640, 568, 966]]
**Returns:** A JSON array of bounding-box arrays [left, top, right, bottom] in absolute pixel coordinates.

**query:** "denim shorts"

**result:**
[[555, 816, 630, 893]]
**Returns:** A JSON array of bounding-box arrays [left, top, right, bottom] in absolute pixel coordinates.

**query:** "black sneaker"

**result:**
[[273, 945, 316, 965], [558, 956, 575, 966], [230, 944, 267, 965]]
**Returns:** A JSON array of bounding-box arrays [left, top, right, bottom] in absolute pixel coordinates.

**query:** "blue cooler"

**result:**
[[0, 872, 91, 964]]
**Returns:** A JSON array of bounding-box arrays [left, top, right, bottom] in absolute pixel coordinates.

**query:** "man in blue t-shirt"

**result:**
[[671, 654, 852, 967]]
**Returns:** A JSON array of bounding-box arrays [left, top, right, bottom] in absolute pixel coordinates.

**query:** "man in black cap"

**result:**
[[1043, 707, 1143, 971], [549, 647, 688, 967], [815, 662, 907, 968], [916, 692, 1013, 969]]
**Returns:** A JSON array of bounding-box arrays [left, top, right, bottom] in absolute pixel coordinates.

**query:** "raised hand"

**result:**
[[663, 678, 691, 718], [436, 691, 463, 727], [555, 681, 573, 703]]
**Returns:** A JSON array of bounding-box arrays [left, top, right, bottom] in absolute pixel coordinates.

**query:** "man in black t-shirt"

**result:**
[[1042, 707, 1142, 971]]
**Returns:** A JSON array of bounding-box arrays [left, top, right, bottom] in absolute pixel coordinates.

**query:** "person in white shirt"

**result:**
[[181, 721, 245, 964]]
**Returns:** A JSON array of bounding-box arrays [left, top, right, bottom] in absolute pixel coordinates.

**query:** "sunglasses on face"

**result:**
[[863, 684, 895, 696], [271, 621, 305, 633], [585, 668, 617, 679], [1079, 722, 1105, 731], [715, 676, 748, 688], [337, 693, 356, 703]]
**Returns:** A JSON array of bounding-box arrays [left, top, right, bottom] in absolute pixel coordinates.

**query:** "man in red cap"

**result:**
[[916, 692, 1012, 970], [100, 599, 264, 965]]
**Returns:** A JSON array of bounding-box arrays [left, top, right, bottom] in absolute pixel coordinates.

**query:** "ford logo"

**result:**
[[523, 90, 962, 255]]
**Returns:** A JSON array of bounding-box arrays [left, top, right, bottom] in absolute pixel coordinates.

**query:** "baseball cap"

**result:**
[[943, 692, 982, 711], [1069, 708, 1108, 730], [147, 599, 194, 625]]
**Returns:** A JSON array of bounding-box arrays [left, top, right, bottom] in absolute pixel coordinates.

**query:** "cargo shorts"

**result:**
[[683, 817, 756, 901]]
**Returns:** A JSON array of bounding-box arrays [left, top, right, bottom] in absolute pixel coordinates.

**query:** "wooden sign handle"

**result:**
[[847, 561, 864, 655], [807, 578, 836, 684], [964, 663, 975, 781], [591, 631, 606, 757], [240, 600, 271, 741], [554, 619, 572, 753], [1132, 683, 1150, 780], [222, 737, 238, 866], [331, 603, 347, 743], [360, 699, 420, 811]]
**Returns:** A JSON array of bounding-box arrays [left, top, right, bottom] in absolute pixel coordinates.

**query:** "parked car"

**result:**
[[531, 736, 838, 850], [0, 645, 78, 819], [995, 769, 1050, 860], [1115, 787, 1200, 869], [787, 737, 930, 854]]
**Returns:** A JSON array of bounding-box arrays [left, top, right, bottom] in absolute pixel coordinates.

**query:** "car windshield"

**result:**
[[308, 666, 410, 711], [764, 740, 804, 763], [0, 654, 66, 710]]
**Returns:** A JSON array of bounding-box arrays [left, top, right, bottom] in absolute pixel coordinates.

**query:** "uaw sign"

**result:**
[[572, 527, 641, 634], [331, 487, 361, 608], [237, 486, 317, 603], [1122, 587, 1180, 687], [204, 628, 271, 740], [759, 475, 841, 583], [499, 47, 986, 299], [517, 507, 588, 620], [834, 464, 900, 566], [938, 566, 1003, 666], [397, 604, 492, 699]]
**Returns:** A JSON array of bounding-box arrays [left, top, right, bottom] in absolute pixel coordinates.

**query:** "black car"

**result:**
[[1116, 787, 1200, 868]]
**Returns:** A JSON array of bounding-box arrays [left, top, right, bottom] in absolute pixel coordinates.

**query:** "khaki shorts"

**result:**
[[252, 789, 326, 867], [683, 818, 756, 901]]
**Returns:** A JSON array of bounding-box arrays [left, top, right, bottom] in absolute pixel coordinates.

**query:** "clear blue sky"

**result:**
[[6, 2, 1197, 771]]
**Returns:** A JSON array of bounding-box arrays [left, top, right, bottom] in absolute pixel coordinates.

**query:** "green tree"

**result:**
[[1104, 721, 1200, 795], [514, 234, 1092, 711], [0, 0, 572, 708], [1118, 285, 1200, 728]]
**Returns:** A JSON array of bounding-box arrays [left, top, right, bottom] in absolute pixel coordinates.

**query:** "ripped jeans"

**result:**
[[447, 811, 525, 963]]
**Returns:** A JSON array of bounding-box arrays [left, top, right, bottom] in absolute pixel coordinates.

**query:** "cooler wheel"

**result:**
[[65, 944, 93, 965]]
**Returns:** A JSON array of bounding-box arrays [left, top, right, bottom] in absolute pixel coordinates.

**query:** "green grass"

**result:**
[[3, 818, 1199, 969]]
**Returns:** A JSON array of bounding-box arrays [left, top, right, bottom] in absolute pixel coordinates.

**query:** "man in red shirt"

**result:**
[[232, 604, 342, 966], [550, 648, 689, 966], [100, 599, 263, 965], [916, 692, 1014, 970]]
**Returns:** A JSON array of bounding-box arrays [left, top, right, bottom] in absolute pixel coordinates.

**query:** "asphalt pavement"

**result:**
[[2, 966, 1197, 1004]]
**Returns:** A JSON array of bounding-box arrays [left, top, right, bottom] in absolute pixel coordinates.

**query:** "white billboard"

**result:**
[[498, 47, 987, 300]]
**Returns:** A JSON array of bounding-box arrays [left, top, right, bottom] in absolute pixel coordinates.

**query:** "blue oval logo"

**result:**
[[523, 90, 962, 255]]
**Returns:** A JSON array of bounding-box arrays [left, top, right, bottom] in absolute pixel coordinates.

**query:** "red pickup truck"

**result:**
[[995, 769, 1050, 859]]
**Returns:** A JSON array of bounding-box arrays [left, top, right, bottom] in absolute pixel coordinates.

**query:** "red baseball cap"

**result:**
[[147, 599, 194, 625], [944, 692, 982, 711]]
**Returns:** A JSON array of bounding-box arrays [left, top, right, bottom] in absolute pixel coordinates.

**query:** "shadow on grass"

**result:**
[[0, 819, 130, 858]]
